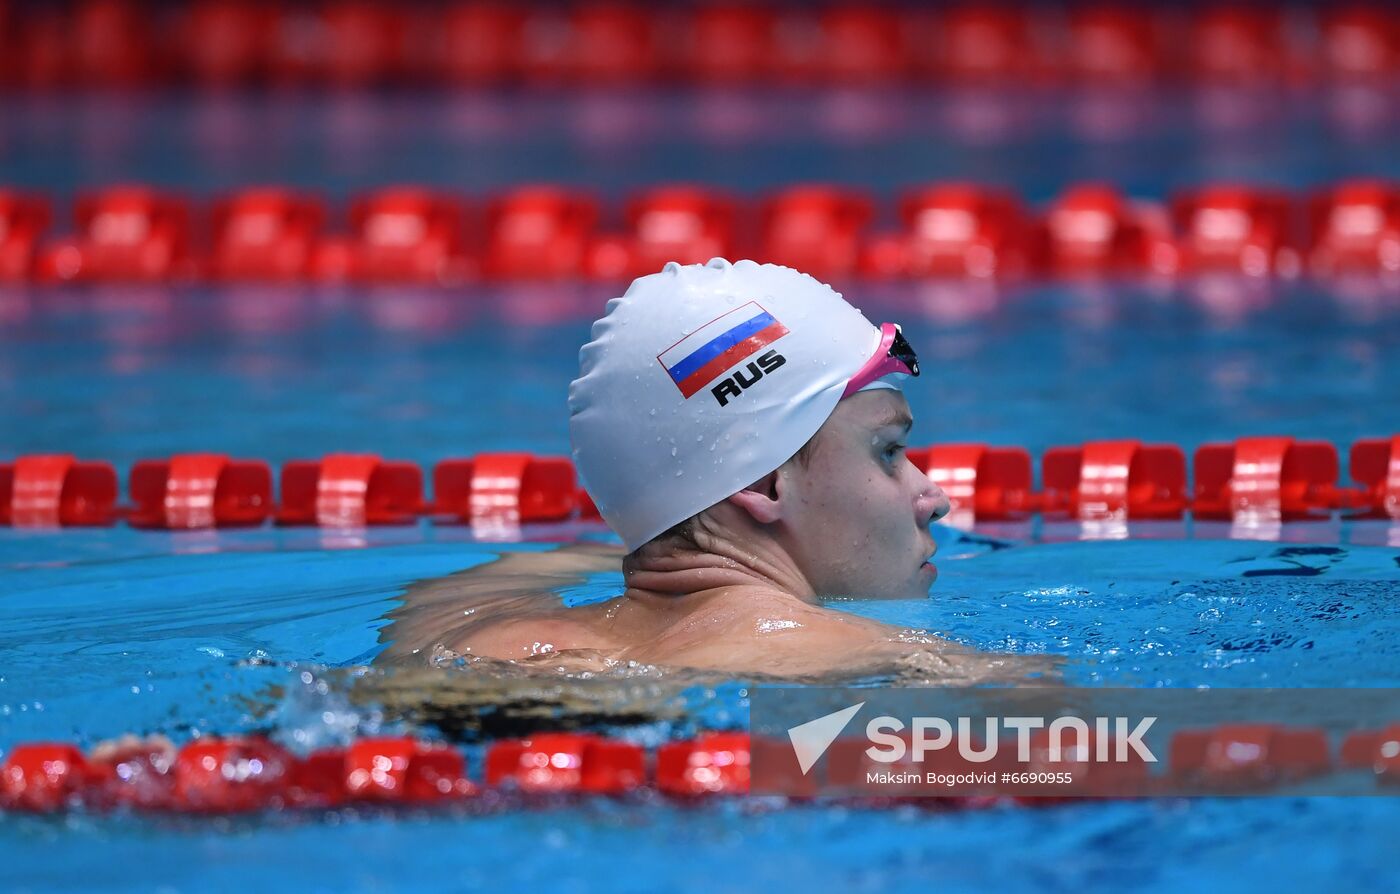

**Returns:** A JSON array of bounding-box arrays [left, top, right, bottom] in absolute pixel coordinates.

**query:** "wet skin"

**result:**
[[379, 391, 1056, 683]]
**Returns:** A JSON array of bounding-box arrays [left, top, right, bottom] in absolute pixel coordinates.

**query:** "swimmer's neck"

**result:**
[[621, 532, 817, 605]]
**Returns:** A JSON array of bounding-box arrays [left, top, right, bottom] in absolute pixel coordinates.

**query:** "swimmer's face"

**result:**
[[777, 390, 950, 600]]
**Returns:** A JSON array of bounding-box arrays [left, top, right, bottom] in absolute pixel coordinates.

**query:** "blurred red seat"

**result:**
[[863, 184, 1031, 279], [1185, 7, 1292, 82], [209, 188, 326, 282], [1064, 6, 1164, 82], [341, 187, 473, 284], [758, 185, 872, 278], [0, 191, 50, 281], [482, 187, 600, 280], [683, 4, 775, 83], [175, 0, 275, 86], [1320, 6, 1400, 79], [1171, 185, 1298, 276], [1037, 183, 1176, 276], [39, 186, 195, 283], [586, 186, 738, 280], [439, 3, 525, 84], [1306, 180, 1400, 275]]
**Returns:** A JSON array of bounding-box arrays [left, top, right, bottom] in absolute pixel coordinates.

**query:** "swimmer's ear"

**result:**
[[726, 470, 783, 524]]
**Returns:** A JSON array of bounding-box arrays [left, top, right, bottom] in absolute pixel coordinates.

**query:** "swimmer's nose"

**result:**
[[916, 481, 950, 527]]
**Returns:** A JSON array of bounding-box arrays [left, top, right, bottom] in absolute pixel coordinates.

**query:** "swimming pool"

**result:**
[[4, 88, 1400, 892]]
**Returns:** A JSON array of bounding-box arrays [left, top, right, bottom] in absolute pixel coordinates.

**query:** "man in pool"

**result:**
[[381, 259, 1051, 682]]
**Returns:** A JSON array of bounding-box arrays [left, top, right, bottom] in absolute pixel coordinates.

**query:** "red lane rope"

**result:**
[[1, 3, 1395, 90], [2, 437, 1397, 530], [6, 181, 1400, 284], [3, 725, 1397, 814]]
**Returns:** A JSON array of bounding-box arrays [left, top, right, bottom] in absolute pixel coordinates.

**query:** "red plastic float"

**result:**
[[1063, 6, 1164, 83], [1319, 7, 1400, 79], [344, 736, 474, 803], [1185, 7, 1293, 83], [864, 184, 1032, 279], [0, 744, 93, 812], [1348, 435, 1400, 519], [278, 454, 423, 526], [338, 187, 473, 284], [39, 187, 195, 283], [1171, 185, 1298, 276], [209, 188, 326, 282], [1306, 180, 1400, 275], [1041, 440, 1188, 521], [482, 187, 600, 280], [1192, 437, 1340, 521], [175, 0, 275, 86], [88, 738, 177, 811], [173, 736, 295, 813], [655, 732, 751, 796], [71, 0, 155, 87], [0, 454, 118, 527], [928, 5, 1038, 81], [586, 185, 738, 280], [0, 191, 50, 281], [774, 5, 910, 83], [1170, 724, 1330, 788], [907, 444, 1035, 521], [759, 185, 872, 279], [1339, 724, 1400, 781], [485, 733, 645, 795], [683, 4, 775, 83], [128, 454, 272, 529], [1036, 184, 1176, 276], [267, 1, 407, 87], [438, 3, 525, 84], [433, 453, 578, 525]]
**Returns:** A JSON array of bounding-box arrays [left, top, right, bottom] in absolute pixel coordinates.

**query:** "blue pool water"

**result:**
[[3, 89, 1400, 893]]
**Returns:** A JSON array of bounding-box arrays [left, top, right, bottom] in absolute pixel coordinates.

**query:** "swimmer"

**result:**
[[380, 259, 1054, 683]]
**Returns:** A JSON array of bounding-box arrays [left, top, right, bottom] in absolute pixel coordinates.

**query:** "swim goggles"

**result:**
[[841, 322, 920, 398]]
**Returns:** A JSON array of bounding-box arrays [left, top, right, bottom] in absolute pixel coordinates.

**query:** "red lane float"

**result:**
[[1349, 435, 1400, 519], [864, 184, 1032, 279], [1306, 180, 1400, 275], [684, 4, 775, 83], [0, 454, 118, 527], [656, 732, 751, 796], [0, 743, 93, 812], [38, 186, 195, 283], [485, 733, 645, 795], [1186, 7, 1294, 83], [1171, 185, 1299, 277], [433, 453, 577, 525], [128, 454, 272, 529], [176, 0, 276, 87], [345, 736, 474, 802], [278, 453, 423, 526], [759, 185, 872, 279], [1170, 724, 1331, 789], [1192, 437, 1339, 521], [209, 188, 326, 282], [1036, 184, 1177, 276], [173, 736, 296, 812], [438, 4, 526, 84], [1339, 724, 1400, 781], [340, 187, 474, 284], [0, 191, 50, 281], [1064, 6, 1164, 83], [482, 187, 600, 280], [1320, 7, 1400, 79], [908, 444, 1035, 521], [586, 186, 738, 281], [1041, 440, 1188, 521]]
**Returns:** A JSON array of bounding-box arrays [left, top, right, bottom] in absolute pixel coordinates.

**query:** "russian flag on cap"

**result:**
[[657, 302, 790, 399]]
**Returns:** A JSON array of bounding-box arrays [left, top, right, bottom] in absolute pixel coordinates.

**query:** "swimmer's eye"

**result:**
[[883, 442, 907, 463]]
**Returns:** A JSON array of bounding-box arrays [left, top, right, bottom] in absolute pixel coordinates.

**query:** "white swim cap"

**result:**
[[569, 258, 916, 551]]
